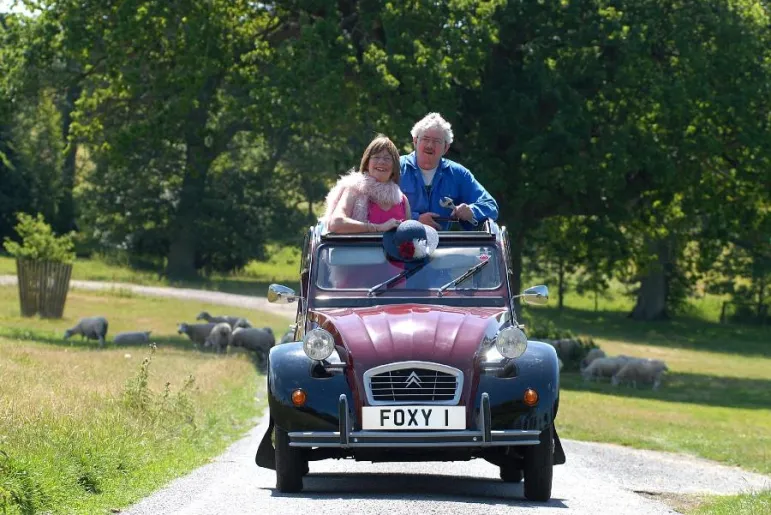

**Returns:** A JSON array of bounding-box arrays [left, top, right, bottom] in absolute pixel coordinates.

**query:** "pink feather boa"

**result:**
[[322, 170, 402, 223]]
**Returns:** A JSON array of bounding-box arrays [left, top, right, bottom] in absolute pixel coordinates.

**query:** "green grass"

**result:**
[[692, 490, 771, 514], [0, 285, 290, 514], [525, 303, 771, 475], [0, 244, 302, 297], [2, 252, 769, 508]]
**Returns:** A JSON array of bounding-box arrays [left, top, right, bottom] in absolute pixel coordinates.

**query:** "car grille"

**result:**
[[364, 362, 463, 405]]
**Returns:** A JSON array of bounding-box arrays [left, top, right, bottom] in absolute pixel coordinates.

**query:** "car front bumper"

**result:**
[[288, 392, 542, 449]]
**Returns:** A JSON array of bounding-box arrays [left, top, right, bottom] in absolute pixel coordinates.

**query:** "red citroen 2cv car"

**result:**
[[255, 220, 565, 501]]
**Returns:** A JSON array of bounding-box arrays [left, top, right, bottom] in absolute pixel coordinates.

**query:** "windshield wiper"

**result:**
[[368, 261, 430, 297], [437, 259, 490, 296]]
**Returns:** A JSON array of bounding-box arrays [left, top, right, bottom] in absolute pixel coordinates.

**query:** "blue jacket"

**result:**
[[400, 152, 499, 231]]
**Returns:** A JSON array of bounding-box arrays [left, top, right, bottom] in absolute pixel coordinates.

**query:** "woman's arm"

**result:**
[[403, 194, 412, 221], [328, 189, 377, 233]]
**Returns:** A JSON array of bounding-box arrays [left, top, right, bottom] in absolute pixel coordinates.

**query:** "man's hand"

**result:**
[[376, 218, 400, 232], [418, 212, 441, 230], [451, 203, 474, 222]]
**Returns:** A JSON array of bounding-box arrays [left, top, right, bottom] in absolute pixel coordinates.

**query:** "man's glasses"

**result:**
[[418, 136, 444, 147]]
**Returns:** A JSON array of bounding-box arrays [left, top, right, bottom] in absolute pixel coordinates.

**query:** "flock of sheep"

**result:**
[[64, 318, 668, 388], [62, 311, 295, 363], [545, 338, 670, 390]]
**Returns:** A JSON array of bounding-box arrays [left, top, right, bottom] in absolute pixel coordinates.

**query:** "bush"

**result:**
[[2, 213, 76, 264], [520, 311, 573, 340]]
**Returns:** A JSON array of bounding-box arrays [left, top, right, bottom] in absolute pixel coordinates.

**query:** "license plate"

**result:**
[[361, 406, 466, 430]]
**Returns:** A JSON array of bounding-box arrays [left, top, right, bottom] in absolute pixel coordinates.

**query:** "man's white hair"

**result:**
[[410, 112, 454, 145]]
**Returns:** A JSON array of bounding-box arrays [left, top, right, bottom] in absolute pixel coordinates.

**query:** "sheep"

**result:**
[[581, 356, 634, 382], [177, 322, 217, 346], [612, 359, 669, 390], [279, 327, 294, 344], [230, 327, 275, 354], [233, 318, 252, 329], [204, 322, 232, 354], [64, 316, 109, 347], [547, 338, 581, 361], [195, 311, 241, 327], [580, 348, 607, 371], [113, 331, 152, 345]]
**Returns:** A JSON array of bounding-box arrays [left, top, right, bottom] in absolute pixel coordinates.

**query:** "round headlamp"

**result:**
[[302, 328, 335, 361], [495, 326, 528, 359]]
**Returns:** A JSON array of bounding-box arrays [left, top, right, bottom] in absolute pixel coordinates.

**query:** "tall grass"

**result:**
[[693, 490, 771, 515], [0, 338, 263, 514], [0, 284, 284, 514]]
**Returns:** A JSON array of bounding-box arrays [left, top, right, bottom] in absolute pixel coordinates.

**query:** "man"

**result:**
[[400, 112, 498, 230]]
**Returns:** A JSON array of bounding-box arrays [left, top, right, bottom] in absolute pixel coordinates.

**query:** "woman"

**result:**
[[324, 135, 411, 233]]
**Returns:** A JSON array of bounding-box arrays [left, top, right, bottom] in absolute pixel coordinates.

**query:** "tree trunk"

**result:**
[[629, 238, 671, 321], [55, 83, 81, 234], [166, 141, 212, 280]]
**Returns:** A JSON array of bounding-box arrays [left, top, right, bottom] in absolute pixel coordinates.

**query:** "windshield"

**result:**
[[315, 243, 503, 293]]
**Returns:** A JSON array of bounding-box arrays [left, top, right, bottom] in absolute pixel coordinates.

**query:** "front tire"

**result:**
[[523, 424, 554, 502], [275, 427, 306, 493]]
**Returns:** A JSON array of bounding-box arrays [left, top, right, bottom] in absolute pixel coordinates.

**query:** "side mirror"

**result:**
[[267, 284, 297, 304], [516, 284, 548, 305]]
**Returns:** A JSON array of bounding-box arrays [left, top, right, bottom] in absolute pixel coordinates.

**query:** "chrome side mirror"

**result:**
[[267, 284, 297, 304], [514, 284, 549, 305]]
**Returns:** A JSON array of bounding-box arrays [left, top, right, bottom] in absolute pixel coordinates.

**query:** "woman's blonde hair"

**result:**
[[359, 134, 400, 185]]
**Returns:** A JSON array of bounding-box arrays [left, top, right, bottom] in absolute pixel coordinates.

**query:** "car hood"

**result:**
[[311, 304, 507, 407]]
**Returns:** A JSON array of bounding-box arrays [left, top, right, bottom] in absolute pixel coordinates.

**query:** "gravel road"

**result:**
[[3, 275, 768, 513], [123, 416, 770, 515]]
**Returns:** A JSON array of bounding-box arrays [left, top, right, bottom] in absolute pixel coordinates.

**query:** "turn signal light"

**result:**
[[291, 389, 307, 407], [523, 388, 539, 407]]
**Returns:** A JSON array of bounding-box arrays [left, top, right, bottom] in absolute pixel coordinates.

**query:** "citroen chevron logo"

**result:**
[[405, 371, 422, 388]]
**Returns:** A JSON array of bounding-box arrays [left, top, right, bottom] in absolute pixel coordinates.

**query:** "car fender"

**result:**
[[266, 342, 353, 433]]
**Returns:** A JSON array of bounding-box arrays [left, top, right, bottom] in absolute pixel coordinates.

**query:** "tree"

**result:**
[[458, 0, 771, 316]]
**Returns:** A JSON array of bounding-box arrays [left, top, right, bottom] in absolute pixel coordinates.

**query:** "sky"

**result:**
[[0, 1, 31, 14]]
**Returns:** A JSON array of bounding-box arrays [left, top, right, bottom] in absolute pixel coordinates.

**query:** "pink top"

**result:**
[[368, 194, 407, 223]]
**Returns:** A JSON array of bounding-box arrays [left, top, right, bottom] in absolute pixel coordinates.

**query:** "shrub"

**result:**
[[2, 213, 76, 264]]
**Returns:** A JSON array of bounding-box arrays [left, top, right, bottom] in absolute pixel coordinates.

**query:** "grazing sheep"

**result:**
[[64, 316, 109, 347], [546, 338, 581, 361], [204, 322, 232, 354], [580, 348, 607, 371], [177, 322, 217, 346], [229, 327, 275, 355], [612, 359, 669, 390], [581, 356, 634, 382], [196, 311, 241, 327], [113, 331, 152, 345], [279, 328, 294, 344], [233, 318, 252, 329]]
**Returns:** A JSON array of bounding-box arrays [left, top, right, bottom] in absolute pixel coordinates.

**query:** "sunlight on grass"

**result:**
[[692, 490, 771, 515], [0, 337, 264, 514], [0, 285, 292, 343]]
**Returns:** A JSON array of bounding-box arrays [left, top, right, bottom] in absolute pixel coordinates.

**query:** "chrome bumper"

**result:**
[[288, 393, 542, 448]]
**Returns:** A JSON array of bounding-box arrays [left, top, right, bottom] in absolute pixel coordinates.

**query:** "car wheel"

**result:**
[[500, 465, 522, 483], [523, 424, 553, 502], [275, 427, 306, 493]]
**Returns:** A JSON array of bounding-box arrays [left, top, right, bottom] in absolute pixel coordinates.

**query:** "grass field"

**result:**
[[0, 285, 283, 514], [1, 252, 769, 513], [0, 245, 302, 297], [525, 301, 771, 475]]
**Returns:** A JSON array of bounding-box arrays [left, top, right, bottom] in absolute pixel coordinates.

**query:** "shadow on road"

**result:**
[[265, 472, 567, 507]]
